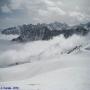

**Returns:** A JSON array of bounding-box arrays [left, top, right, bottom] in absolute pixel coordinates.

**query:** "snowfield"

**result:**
[[0, 34, 90, 90]]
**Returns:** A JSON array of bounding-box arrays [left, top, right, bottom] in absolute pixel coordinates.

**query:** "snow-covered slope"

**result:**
[[0, 53, 90, 90], [0, 32, 90, 90]]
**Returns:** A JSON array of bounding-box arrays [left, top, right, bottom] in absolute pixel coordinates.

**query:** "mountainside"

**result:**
[[0, 22, 90, 90], [1, 22, 68, 35], [0, 33, 90, 90], [1, 22, 90, 42]]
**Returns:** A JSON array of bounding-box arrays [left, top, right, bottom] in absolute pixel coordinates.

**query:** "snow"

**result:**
[[0, 53, 90, 90], [0, 34, 90, 90]]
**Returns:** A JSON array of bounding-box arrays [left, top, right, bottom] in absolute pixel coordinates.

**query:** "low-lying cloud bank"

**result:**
[[0, 33, 19, 40], [0, 33, 90, 67]]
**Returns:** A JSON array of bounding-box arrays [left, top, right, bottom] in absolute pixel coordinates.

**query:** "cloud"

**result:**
[[69, 11, 85, 21], [44, 0, 55, 7], [1, 5, 12, 13], [0, 34, 89, 67], [0, 0, 90, 28], [47, 6, 66, 15]]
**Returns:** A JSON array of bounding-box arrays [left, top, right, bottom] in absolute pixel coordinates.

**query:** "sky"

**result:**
[[0, 0, 90, 28]]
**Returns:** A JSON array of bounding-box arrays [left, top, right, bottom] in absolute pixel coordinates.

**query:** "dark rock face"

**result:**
[[11, 23, 69, 42], [63, 26, 89, 38], [1, 22, 68, 35], [12, 25, 63, 42], [1, 22, 90, 42], [1, 27, 20, 35]]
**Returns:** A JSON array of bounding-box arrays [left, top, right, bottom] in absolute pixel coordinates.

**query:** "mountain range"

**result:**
[[1, 22, 90, 42]]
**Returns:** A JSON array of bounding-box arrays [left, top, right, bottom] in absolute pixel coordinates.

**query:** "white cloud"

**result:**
[[56, 1, 63, 7], [69, 11, 85, 21], [48, 6, 66, 15], [0, 0, 90, 28], [44, 0, 55, 7], [38, 9, 48, 16]]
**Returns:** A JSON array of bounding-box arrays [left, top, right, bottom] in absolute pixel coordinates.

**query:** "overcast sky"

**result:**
[[0, 0, 90, 28]]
